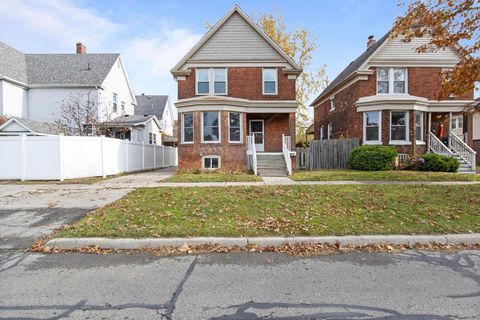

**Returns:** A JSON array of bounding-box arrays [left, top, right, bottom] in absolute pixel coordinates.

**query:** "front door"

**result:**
[[250, 120, 264, 152]]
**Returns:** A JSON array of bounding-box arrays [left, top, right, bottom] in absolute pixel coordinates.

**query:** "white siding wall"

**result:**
[[99, 57, 135, 122], [27, 88, 96, 123], [162, 98, 175, 136], [0, 80, 28, 117]]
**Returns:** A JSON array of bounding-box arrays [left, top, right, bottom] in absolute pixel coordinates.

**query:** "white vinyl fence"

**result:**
[[0, 135, 177, 181]]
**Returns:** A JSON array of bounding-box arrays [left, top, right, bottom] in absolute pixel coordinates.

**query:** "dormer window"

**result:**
[[377, 68, 407, 94], [196, 68, 227, 95]]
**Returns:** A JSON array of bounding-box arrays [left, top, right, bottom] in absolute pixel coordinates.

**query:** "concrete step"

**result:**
[[258, 170, 288, 177]]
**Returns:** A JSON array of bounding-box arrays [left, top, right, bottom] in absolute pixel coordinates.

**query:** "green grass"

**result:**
[[164, 172, 262, 183], [59, 185, 480, 238], [291, 170, 480, 182]]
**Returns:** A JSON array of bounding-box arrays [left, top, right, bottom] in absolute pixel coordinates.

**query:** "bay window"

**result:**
[[415, 111, 424, 143], [182, 113, 194, 143], [262, 68, 277, 95], [228, 112, 242, 142], [202, 111, 220, 142], [377, 68, 407, 94], [196, 68, 227, 95], [364, 111, 381, 144], [390, 111, 409, 143]]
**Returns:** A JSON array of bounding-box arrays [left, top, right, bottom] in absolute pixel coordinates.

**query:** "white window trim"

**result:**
[[363, 111, 382, 145], [195, 68, 228, 96], [415, 111, 424, 144], [330, 97, 336, 111], [327, 122, 332, 140], [228, 112, 243, 143], [202, 155, 221, 170], [262, 68, 278, 95], [320, 125, 324, 140], [201, 111, 221, 143], [376, 67, 408, 95], [389, 110, 411, 145], [451, 115, 463, 130], [181, 113, 194, 144]]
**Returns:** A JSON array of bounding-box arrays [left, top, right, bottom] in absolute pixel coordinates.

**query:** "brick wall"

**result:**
[[473, 140, 480, 165], [178, 67, 296, 100]]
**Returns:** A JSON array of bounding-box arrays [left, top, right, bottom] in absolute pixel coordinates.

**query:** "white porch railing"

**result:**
[[282, 134, 292, 175], [246, 135, 257, 175], [449, 132, 477, 171], [428, 132, 453, 157]]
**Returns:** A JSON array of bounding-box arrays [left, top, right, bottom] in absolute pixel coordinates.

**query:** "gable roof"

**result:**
[[310, 32, 390, 107], [171, 5, 301, 74], [101, 115, 161, 128], [0, 42, 120, 87], [0, 117, 63, 135], [135, 95, 169, 118]]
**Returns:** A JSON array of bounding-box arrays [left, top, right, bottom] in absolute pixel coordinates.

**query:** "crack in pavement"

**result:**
[[161, 256, 198, 320]]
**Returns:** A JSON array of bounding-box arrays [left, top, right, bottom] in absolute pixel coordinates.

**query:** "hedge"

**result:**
[[348, 145, 398, 171]]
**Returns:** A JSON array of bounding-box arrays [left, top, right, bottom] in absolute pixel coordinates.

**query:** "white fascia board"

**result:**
[[177, 105, 297, 113], [0, 76, 28, 88]]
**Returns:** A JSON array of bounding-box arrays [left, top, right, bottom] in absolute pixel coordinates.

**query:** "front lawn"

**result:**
[[59, 185, 480, 238], [164, 172, 262, 183], [291, 170, 480, 182]]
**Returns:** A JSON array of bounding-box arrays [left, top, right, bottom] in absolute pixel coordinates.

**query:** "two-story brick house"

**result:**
[[311, 32, 476, 172], [171, 6, 301, 174]]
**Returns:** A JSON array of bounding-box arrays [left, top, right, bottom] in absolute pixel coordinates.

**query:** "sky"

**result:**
[[0, 0, 440, 104]]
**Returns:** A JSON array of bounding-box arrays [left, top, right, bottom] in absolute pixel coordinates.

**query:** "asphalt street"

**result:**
[[0, 250, 479, 319]]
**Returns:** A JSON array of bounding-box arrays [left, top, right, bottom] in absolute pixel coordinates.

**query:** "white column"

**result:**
[[448, 112, 452, 148], [428, 112, 432, 150], [20, 135, 26, 181], [100, 135, 106, 178]]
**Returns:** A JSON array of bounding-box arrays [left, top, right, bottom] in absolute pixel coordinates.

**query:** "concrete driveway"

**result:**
[[0, 167, 175, 250]]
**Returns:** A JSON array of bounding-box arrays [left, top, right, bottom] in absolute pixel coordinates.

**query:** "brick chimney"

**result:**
[[76, 42, 86, 54], [367, 35, 376, 49]]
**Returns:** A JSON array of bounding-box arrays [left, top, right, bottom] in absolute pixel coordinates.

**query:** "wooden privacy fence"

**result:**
[[296, 138, 360, 170]]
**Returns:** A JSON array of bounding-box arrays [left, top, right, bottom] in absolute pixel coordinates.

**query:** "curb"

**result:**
[[44, 234, 480, 250]]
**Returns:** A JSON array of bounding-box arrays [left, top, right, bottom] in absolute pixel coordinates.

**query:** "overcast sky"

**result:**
[[2, 0, 474, 103]]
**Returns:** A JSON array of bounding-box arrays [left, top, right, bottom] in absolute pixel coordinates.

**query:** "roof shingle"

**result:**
[[134, 95, 169, 118]]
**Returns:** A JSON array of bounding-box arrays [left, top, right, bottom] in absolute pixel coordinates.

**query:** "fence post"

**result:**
[[153, 144, 156, 169], [100, 135, 106, 178], [20, 135, 26, 181], [125, 139, 129, 173], [58, 135, 64, 181], [162, 146, 165, 167], [142, 141, 145, 170]]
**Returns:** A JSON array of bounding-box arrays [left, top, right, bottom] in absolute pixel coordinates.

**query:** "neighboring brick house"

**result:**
[[171, 6, 301, 174], [473, 98, 480, 163], [311, 33, 476, 172]]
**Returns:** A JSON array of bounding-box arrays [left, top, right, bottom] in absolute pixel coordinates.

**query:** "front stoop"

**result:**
[[256, 153, 288, 177]]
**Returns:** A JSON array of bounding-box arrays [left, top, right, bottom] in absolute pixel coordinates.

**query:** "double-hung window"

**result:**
[[364, 111, 381, 144], [327, 122, 333, 140], [320, 125, 324, 140], [113, 93, 118, 112], [390, 111, 409, 143], [196, 68, 227, 95], [451, 115, 463, 130], [330, 98, 335, 111], [202, 111, 220, 142], [149, 133, 156, 145], [228, 112, 242, 143], [377, 68, 407, 94], [415, 111, 424, 143], [262, 68, 277, 95], [182, 113, 194, 143]]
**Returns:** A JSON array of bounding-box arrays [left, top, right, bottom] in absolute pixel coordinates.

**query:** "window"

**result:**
[[451, 115, 463, 130], [415, 111, 424, 142], [196, 68, 227, 95], [364, 111, 381, 143], [149, 132, 157, 145], [262, 68, 277, 95], [228, 112, 242, 142], [320, 125, 324, 140], [390, 111, 408, 142], [121, 101, 125, 114], [203, 156, 220, 170], [377, 68, 407, 94], [330, 98, 335, 111], [327, 122, 332, 140], [182, 113, 194, 143], [202, 112, 220, 142], [113, 93, 118, 112]]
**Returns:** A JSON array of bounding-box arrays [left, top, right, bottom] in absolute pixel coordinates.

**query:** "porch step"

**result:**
[[256, 153, 288, 177]]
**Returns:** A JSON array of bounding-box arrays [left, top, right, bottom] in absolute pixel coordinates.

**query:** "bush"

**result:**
[[419, 153, 459, 172], [348, 145, 397, 171]]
